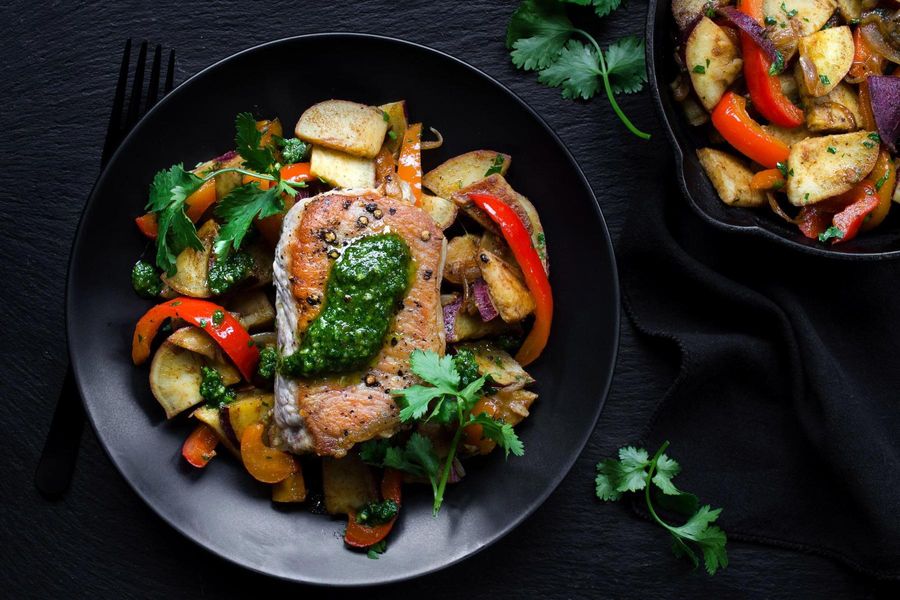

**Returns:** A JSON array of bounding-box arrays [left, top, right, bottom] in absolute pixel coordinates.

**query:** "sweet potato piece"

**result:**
[[224, 393, 274, 442], [310, 145, 376, 188], [149, 342, 205, 419]]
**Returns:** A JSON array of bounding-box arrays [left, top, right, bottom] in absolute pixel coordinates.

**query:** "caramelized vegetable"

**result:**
[[240, 423, 296, 484]]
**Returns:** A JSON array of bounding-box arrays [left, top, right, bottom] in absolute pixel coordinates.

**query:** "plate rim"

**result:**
[[644, 0, 900, 261], [66, 32, 621, 586]]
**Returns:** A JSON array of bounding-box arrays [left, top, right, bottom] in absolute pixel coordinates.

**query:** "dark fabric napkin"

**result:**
[[617, 171, 900, 579]]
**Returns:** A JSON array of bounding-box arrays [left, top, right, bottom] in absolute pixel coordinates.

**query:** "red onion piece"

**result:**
[[443, 297, 462, 343], [867, 75, 900, 153], [718, 6, 782, 66], [447, 458, 466, 484], [860, 21, 900, 66], [213, 149, 238, 163], [471, 279, 499, 322]]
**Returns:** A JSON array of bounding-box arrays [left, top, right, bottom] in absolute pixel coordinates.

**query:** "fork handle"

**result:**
[[34, 366, 85, 498]]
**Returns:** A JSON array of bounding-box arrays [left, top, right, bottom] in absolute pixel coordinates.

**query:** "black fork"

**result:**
[[35, 40, 176, 499]]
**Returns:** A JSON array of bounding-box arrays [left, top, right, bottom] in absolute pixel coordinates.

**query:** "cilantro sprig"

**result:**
[[595, 442, 728, 575], [507, 0, 650, 140], [361, 349, 524, 515], [144, 113, 311, 274]]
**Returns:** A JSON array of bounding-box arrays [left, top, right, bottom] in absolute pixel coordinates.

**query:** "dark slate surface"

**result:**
[[0, 1, 888, 597]]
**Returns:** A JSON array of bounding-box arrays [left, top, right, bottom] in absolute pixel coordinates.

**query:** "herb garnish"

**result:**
[[818, 225, 844, 243], [507, 0, 650, 139], [484, 154, 506, 176], [144, 113, 310, 275], [595, 442, 728, 575], [361, 350, 524, 515], [367, 540, 387, 559]]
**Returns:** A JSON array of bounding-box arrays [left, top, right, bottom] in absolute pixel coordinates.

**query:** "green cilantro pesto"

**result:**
[[208, 251, 254, 295], [131, 260, 163, 298], [199, 366, 236, 408], [452, 349, 481, 388], [280, 233, 411, 379], [356, 499, 399, 525], [256, 346, 278, 380]]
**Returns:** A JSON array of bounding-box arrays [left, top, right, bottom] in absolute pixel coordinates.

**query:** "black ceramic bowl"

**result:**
[[645, 0, 900, 259], [67, 34, 620, 585]]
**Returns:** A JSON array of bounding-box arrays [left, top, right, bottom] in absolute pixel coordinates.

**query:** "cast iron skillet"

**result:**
[[646, 0, 900, 259], [67, 34, 620, 585]]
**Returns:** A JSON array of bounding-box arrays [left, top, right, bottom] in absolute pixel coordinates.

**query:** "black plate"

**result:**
[[646, 0, 900, 260], [67, 33, 619, 585]]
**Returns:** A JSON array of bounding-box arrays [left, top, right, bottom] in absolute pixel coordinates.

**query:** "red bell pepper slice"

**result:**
[[467, 192, 553, 367], [712, 92, 791, 169], [344, 469, 403, 549], [131, 297, 259, 380], [739, 0, 804, 128], [182, 423, 218, 468], [831, 183, 879, 244]]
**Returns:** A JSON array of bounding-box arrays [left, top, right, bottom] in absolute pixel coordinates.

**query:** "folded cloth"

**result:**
[[617, 175, 900, 579]]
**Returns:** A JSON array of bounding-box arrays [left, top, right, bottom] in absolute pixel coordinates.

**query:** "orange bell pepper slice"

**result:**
[[861, 150, 896, 232], [467, 192, 553, 366], [131, 297, 259, 380], [344, 469, 403, 549], [182, 423, 219, 468], [240, 423, 297, 484], [463, 398, 499, 454], [134, 178, 217, 239], [397, 123, 422, 206], [739, 0, 804, 128], [279, 162, 312, 184], [712, 92, 791, 169], [750, 168, 786, 191]]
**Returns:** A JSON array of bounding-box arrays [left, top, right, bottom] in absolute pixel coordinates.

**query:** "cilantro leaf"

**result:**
[[538, 40, 602, 100], [234, 112, 277, 175], [651, 453, 681, 495], [562, 0, 622, 17], [213, 182, 284, 256], [595, 442, 728, 575], [410, 349, 461, 389], [818, 226, 844, 243], [395, 384, 448, 422], [604, 35, 647, 94], [468, 413, 524, 458], [359, 439, 391, 465], [507, 0, 576, 70], [367, 540, 387, 559], [595, 458, 625, 501], [146, 164, 205, 275]]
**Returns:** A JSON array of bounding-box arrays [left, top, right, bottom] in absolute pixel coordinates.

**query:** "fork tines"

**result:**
[[100, 39, 175, 167]]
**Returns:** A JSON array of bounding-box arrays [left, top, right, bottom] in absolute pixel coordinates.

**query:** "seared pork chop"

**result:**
[[272, 189, 446, 457]]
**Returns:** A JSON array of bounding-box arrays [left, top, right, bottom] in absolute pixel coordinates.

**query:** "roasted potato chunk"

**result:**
[[224, 393, 274, 442], [452, 174, 548, 273], [161, 220, 217, 298], [834, 0, 860, 21], [786, 131, 879, 206], [227, 290, 275, 331], [479, 250, 535, 323], [295, 100, 388, 159], [763, 0, 835, 36], [421, 194, 458, 230], [192, 406, 239, 457], [696, 148, 766, 208], [800, 81, 861, 133], [672, 0, 726, 31], [322, 455, 377, 515], [149, 342, 205, 419], [762, 123, 811, 147], [379, 100, 407, 156], [310, 145, 376, 189], [797, 26, 854, 97], [456, 341, 535, 389], [443, 234, 482, 285], [423, 150, 510, 198], [685, 17, 743, 111]]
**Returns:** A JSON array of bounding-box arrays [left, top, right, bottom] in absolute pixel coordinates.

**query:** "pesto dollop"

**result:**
[[256, 346, 278, 380], [208, 251, 254, 295], [281, 233, 411, 379], [131, 260, 162, 298], [199, 366, 236, 408], [356, 499, 399, 525]]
